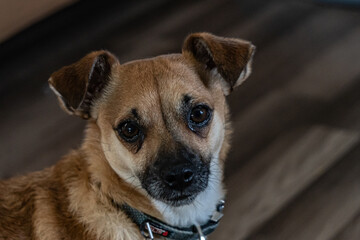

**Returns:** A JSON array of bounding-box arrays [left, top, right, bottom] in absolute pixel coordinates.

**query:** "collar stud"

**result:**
[[195, 225, 206, 240], [143, 222, 154, 240]]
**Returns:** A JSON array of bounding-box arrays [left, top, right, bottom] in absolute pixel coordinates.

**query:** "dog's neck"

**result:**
[[81, 121, 225, 229]]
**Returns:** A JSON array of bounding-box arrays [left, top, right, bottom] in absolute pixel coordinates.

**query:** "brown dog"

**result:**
[[0, 33, 255, 240]]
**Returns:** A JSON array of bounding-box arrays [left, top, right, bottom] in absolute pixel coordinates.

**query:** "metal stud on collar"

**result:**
[[142, 222, 154, 240], [194, 199, 224, 240], [195, 225, 207, 240], [211, 200, 225, 222]]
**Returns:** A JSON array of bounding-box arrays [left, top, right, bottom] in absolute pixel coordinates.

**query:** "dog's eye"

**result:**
[[188, 105, 211, 128], [117, 121, 141, 142]]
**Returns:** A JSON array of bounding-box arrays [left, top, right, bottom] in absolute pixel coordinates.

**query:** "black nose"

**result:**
[[161, 164, 195, 190]]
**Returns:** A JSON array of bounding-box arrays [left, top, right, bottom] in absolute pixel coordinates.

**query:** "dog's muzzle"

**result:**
[[140, 147, 210, 206]]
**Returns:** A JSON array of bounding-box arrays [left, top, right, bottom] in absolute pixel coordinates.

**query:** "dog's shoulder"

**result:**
[[0, 153, 99, 239], [0, 168, 53, 238]]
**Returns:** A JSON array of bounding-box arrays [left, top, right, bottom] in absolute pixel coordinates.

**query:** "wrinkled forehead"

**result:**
[[103, 55, 213, 124]]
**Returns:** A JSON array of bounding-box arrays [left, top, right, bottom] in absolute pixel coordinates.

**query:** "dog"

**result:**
[[0, 33, 255, 240]]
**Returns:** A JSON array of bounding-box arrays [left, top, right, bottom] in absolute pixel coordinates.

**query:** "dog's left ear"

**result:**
[[182, 32, 255, 95], [48, 50, 119, 119]]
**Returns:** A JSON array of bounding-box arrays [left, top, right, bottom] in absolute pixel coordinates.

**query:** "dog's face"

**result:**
[[49, 33, 255, 207], [98, 56, 227, 207]]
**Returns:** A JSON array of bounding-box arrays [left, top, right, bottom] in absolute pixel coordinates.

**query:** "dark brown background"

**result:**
[[1, 0, 360, 239]]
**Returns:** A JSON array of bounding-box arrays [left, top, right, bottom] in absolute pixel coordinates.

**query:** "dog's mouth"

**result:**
[[171, 194, 193, 201], [146, 185, 205, 207]]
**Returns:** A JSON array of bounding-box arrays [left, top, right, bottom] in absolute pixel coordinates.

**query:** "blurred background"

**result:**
[[1, 0, 360, 239]]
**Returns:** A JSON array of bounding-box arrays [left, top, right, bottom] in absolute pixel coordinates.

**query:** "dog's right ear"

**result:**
[[48, 50, 119, 119], [182, 32, 255, 95]]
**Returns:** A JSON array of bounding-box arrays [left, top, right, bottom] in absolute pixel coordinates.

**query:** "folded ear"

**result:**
[[48, 50, 119, 119], [182, 32, 255, 95]]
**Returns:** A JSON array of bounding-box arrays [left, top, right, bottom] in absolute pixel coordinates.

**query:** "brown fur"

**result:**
[[0, 33, 255, 240]]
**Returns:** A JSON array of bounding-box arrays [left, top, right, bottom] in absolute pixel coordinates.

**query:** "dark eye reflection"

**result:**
[[191, 106, 208, 124], [116, 121, 141, 143], [188, 105, 212, 130]]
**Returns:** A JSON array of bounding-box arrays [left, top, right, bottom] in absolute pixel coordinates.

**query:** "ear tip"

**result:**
[[48, 76, 54, 85], [248, 44, 256, 60], [250, 44, 256, 53], [186, 32, 213, 38], [183, 32, 211, 44], [48, 81, 62, 98]]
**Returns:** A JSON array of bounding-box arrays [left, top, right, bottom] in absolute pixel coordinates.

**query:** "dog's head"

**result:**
[[49, 33, 255, 208]]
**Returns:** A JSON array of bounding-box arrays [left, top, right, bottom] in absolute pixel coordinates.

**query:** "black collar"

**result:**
[[119, 200, 225, 240]]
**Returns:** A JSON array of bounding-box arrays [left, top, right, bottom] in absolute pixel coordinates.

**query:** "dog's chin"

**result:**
[[141, 180, 208, 207], [160, 193, 198, 207]]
